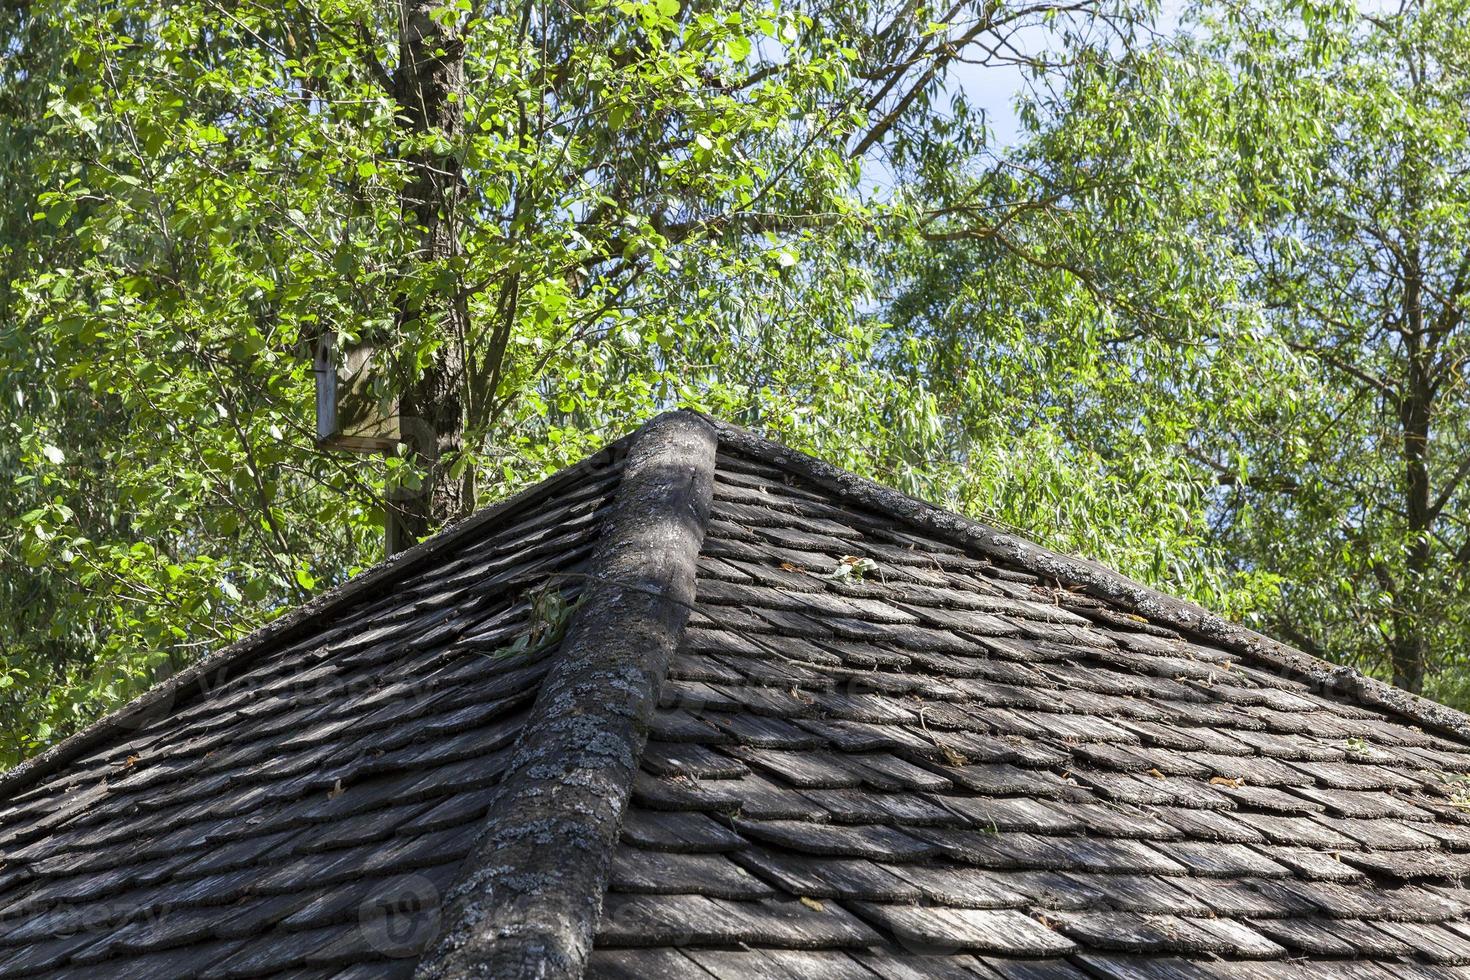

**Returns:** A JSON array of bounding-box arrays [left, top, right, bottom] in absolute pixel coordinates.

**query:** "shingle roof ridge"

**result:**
[[700, 413, 1470, 747], [0, 429, 636, 805], [416, 410, 718, 980]]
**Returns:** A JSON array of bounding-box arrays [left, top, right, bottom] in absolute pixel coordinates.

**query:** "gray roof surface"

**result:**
[[4, 411, 1470, 979]]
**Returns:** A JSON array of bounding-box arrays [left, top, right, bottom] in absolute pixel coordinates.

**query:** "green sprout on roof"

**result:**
[[1436, 772, 1470, 809]]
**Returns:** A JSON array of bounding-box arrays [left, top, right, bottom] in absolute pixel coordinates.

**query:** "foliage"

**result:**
[[880, 0, 1470, 696], [7, 0, 1469, 767], [1204, 0, 1470, 696], [0, 0, 1130, 761]]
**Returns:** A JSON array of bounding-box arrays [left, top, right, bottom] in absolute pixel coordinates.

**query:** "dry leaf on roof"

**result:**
[[817, 555, 880, 581]]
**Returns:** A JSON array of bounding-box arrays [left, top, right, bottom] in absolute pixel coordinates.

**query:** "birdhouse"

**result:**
[[313, 331, 400, 453]]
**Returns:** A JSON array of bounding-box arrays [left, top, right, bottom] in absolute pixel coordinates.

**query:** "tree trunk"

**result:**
[[1393, 265, 1432, 694], [387, 0, 472, 554]]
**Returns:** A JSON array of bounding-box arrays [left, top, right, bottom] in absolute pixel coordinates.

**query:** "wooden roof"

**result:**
[[4, 411, 1470, 978]]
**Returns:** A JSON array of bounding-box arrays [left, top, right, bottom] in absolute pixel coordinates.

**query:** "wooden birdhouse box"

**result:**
[[313, 332, 400, 453]]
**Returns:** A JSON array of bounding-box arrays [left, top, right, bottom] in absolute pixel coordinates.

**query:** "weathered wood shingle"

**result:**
[[7, 411, 1470, 978], [590, 432, 1470, 978], [0, 434, 631, 978]]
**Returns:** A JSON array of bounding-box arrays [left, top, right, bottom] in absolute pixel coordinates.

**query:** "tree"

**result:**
[[390, 0, 473, 548], [881, 0, 1470, 696], [1211, 0, 1470, 694], [865, 14, 1279, 620], [0, 0, 1135, 760]]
